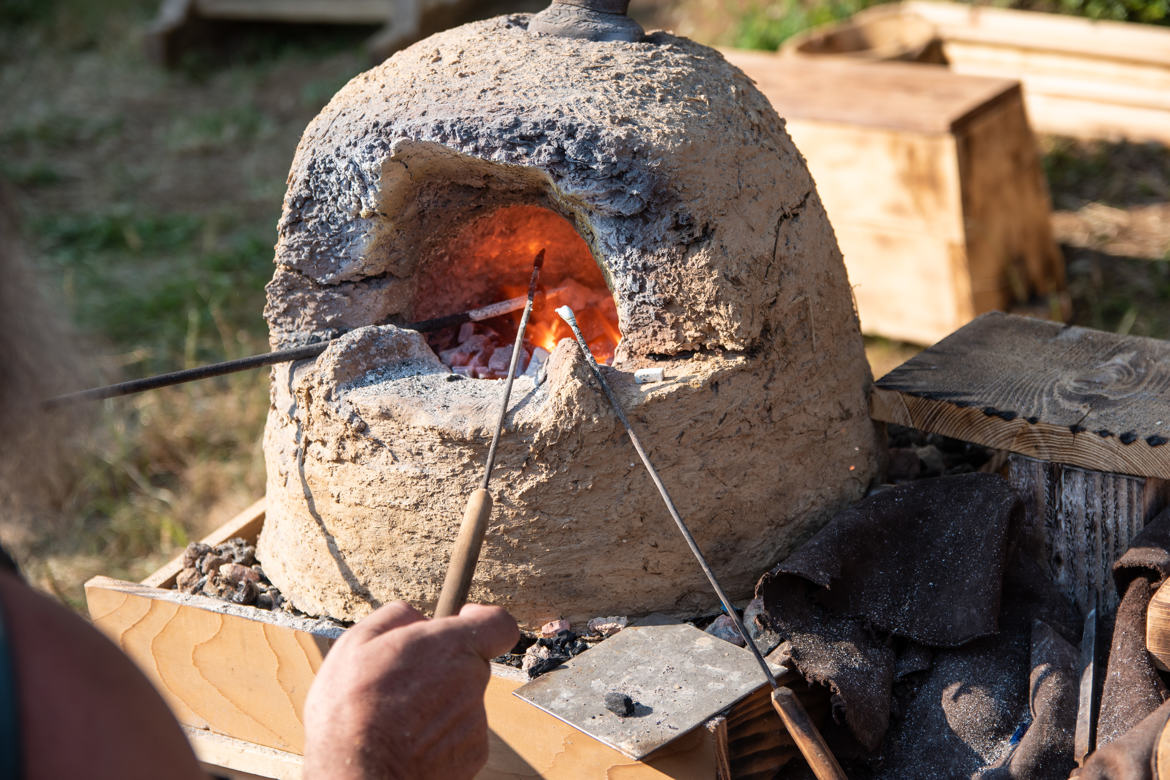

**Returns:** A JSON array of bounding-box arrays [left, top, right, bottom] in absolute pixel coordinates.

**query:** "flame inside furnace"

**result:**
[[414, 204, 621, 378]]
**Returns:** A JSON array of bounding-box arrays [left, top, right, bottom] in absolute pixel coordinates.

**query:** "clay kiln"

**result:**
[[260, 1, 882, 628]]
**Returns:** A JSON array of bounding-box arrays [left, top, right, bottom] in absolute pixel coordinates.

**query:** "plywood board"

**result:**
[[871, 312, 1170, 479], [721, 50, 1017, 134], [86, 576, 340, 754]]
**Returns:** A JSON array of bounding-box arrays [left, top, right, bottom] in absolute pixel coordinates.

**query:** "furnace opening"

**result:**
[[412, 204, 621, 379]]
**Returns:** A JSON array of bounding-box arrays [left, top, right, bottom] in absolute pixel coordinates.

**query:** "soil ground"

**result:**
[[1, 0, 1168, 608]]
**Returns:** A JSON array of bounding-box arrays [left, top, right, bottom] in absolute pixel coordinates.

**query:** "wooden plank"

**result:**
[[904, 1, 1170, 70], [782, 1, 1170, 143], [185, 727, 303, 780], [722, 50, 1018, 134], [954, 85, 1065, 312], [871, 312, 1170, 479], [194, 0, 393, 23], [86, 575, 339, 754], [143, 497, 266, 589]]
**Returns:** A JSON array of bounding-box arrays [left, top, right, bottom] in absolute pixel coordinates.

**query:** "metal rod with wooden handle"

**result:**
[[771, 687, 848, 780], [433, 250, 544, 619], [557, 304, 847, 780], [433, 488, 494, 618]]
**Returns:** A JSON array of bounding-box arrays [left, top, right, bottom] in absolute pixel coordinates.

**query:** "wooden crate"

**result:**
[[784, 1, 1170, 144], [722, 51, 1064, 345], [86, 501, 808, 779]]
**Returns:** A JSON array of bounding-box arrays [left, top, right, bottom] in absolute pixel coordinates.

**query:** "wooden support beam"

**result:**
[[1009, 455, 1170, 612]]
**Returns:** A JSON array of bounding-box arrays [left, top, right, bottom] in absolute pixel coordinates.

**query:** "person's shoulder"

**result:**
[[0, 573, 206, 780]]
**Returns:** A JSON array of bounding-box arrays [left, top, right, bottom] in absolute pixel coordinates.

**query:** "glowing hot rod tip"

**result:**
[[555, 305, 576, 325]]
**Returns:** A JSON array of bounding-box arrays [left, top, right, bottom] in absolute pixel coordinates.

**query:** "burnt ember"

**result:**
[[604, 692, 636, 717], [426, 278, 618, 379], [521, 629, 591, 677], [175, 537, 288, 612]]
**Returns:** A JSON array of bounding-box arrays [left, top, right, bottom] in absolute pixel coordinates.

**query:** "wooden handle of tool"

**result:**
[[1148, 581, 1170, 672], [433, 488, 493, 619], [771, 686, 847, 780]]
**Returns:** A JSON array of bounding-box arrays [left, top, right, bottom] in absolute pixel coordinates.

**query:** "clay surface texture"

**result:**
[[261, 14, 881, 627]]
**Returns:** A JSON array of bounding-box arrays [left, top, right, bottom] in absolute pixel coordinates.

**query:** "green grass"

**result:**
[[732, 0, 884, 50]]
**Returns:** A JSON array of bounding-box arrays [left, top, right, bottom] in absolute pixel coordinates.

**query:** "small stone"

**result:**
[[914, 445, 946, 477], [540, 618, 571, 638], [522, 643, 559, 677], [705, 614, 746, 646], [202, 572, 233, 599], [219, 562, 260, 585], [215, 539, 255, 566], [604, 692, 635, 717], [887, 448, 921, 481], [256, 593, 274, 610], [200, 554, 228, 576], [587, 616, 628, 637], [524, 347, 549, 379], [634, 367, 664, 384], [176, 567, 202, 595], [743, 597, 782, 655], [231, 579, 258, 605], [182, 543, 212, 570]]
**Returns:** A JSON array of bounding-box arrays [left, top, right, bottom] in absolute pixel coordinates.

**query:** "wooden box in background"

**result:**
[[723, 51, 1065, 345]]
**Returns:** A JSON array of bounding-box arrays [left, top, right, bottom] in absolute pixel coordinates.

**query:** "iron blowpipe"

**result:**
[[42, 294, 533, 409], [433, 250, 545, 619], [555, 304, 847, 780]]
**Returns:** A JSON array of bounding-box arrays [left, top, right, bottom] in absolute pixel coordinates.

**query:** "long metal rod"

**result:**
[[42, 294, 531, 408], [433, 250, 545, 619], [481, 250, 544, 490], [555, 304, 779, 690]]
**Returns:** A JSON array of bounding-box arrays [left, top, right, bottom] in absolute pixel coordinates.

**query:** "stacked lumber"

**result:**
[[785, 1, 1170, 144]]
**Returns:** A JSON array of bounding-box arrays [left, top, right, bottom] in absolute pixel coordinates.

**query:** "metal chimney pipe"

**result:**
[[529, 0, 644, 42]]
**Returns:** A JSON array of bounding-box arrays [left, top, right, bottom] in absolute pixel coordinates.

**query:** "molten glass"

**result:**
[[415, 204, 621, 377]]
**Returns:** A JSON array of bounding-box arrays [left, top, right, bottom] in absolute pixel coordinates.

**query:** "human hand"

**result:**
[[303, 601, 519, 780]]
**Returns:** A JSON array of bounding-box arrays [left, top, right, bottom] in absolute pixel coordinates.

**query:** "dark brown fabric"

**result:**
[[758, 473, 1022, 756], [766, 581, 896, 753], [1099, 577, 1170, 746], [1096, 507, 1170, 748], [977, 621, 1079, 780], [1114, 507, 1170, 592], [759, 473, 1019, 647], [1076, 698, 1170, 780]]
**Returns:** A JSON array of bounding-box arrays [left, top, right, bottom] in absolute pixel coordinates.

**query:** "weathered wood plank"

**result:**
[[781, 1, 1170, 143], [185, 727, 303, 780], [1008, 455, 1170, 613], [872, 312, 1170, 479]]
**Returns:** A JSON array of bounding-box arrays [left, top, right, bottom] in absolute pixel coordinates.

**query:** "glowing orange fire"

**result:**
[[414, 204, 621, 374]]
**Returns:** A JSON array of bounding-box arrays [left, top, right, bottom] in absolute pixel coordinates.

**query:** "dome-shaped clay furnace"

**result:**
[[260, 13, 882, 627]]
